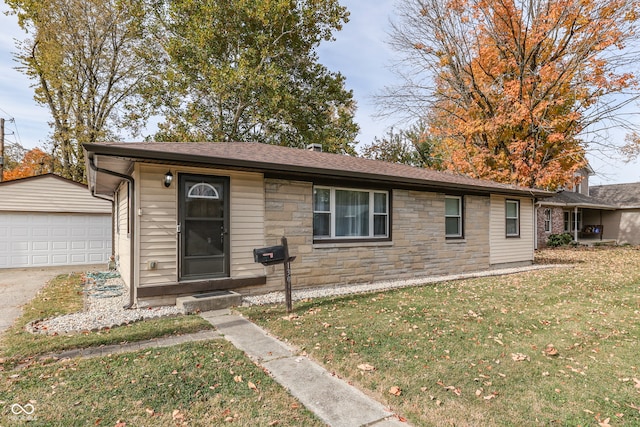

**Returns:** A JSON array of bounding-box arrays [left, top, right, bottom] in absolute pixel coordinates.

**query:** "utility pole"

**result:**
[[0, 117, 4, 182]]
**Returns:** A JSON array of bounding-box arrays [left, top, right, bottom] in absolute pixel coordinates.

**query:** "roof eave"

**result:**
[[541, 201, 617, 210], [83, 143, 551, 198]]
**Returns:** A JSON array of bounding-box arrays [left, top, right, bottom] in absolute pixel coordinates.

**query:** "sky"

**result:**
[[1, 0, 639, 185]]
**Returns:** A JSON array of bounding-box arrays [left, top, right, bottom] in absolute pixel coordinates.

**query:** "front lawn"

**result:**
[[1, 340, 323, 426], [242, 247, 640, 426], [0, 273, 213, 366], [0, 273, 323, 426]]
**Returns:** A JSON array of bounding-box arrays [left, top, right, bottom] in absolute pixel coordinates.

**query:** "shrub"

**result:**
[[547, 233, 574, 247]]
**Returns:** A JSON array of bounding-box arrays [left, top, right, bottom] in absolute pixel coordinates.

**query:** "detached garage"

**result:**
[[0, 174, 112, 269]]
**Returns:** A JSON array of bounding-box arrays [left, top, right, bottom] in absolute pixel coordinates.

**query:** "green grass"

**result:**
[[0, 272, 323, 426], [0, 272, 213, 367], [0, 340, 323, 426], [241, 247, 640, 426]]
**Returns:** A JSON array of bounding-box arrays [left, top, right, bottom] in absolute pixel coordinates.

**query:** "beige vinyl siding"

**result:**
[[229, 173, 266, 277], [136, 164, 265, 288], [618, 209, 640, 245], [114, 182, 131, 288], [489, 195, 534, 265], [0, 175, 110, 214], [137, 165, 178, 287]]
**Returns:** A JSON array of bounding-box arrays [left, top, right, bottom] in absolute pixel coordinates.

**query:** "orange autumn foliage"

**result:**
[[2, 148, 53, 181], [395, 0, 640, 189]]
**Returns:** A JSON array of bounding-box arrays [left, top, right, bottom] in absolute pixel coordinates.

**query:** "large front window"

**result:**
[[313, 187, 389, 239]]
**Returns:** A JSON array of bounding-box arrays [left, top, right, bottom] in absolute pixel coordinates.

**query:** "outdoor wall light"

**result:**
[[163, 171, 173, 188]]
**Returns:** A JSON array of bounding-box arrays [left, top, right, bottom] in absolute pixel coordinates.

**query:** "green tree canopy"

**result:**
[[145, 0, 359, 154], [7, 0, 150, 181], [361, 121, 443, 169]]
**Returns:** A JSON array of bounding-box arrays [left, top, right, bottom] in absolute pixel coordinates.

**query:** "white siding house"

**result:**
[[0, 174, 112, 269]]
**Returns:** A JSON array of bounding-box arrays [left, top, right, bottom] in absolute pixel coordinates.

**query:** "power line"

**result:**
[[0, 109, 24, 146]]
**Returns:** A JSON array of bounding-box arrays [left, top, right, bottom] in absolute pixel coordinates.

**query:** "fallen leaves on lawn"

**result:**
[[357, 363, 375, 372], [436, 380, 461, 396], [544, 344, 559, 357], [388, 386, 402, 396], [172, 409, 185, 421], [483, 392, 499, 401], [511, 353, 530, 362], [248, 381, 259, 393]]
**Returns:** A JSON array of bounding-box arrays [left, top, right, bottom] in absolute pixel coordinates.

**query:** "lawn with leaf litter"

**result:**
[[0, 273, 322, 426], [0, 273, 213, 366], [242, 247, 640, 426], [1, 340, 323, 426]]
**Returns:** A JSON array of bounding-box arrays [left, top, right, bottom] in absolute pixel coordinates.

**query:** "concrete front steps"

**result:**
[[176, 290, 242, 313]]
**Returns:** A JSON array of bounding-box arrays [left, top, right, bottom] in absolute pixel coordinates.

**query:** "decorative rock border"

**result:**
[[27, 272, 184, 335]]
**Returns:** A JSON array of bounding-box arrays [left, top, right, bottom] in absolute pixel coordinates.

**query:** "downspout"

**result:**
[[533, 199, 539, 250], [88, 153, 136, 309]]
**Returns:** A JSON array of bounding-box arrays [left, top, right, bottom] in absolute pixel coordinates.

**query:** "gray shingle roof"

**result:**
[[590, 183, 640, 208], [541, 190, 616, 209], [84, 141, 552, 197]]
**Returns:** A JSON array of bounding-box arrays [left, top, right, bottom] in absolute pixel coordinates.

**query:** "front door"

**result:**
[[178, 174, 229, 280]]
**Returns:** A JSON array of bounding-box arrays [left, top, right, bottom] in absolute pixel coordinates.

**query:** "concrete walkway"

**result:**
[[201, 310, 409, 427], [40, 308, 408, 426], [43, 329, 221, 360]]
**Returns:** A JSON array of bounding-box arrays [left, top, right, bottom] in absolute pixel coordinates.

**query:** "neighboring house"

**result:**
[[0, 174, 112, 268], [535, 166, 640, 248], [84, 141, 551, 306], [590, 183, 640, 246]]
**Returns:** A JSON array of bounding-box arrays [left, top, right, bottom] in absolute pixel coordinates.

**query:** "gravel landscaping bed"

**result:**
[[241, 263, 567, 306], [27, 272, 183, 335], [28, 264, 567, 335]]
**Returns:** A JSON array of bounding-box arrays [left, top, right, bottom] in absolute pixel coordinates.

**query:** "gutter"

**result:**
[[83, 143, 554, 198], [87, 153, 136, 310]]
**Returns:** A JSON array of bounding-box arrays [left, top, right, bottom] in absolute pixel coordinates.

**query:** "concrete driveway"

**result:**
[[0, 265, 103, 333]]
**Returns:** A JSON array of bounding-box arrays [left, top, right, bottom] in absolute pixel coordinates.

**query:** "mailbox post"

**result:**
[[253, 236, 296, 313]]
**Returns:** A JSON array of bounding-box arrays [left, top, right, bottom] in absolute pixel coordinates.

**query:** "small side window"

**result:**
[[445, 196, 463, 238], [506, 200, 520, 237], [543, 208, 551, 233]]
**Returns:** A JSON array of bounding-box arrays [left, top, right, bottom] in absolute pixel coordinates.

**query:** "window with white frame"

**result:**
[[506, 200, 520, 237], [564, 210, 582, 233], [543, 208, 551, 233], [313, 186, 389, 239], [445, 196, 463, 238]]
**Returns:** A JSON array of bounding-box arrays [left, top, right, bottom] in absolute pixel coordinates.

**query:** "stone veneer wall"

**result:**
[[536, 206, 565, 249], [243, 178, 492, 295]]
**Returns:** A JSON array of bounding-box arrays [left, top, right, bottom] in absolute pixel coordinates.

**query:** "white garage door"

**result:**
[[0, 213, 112, 268]]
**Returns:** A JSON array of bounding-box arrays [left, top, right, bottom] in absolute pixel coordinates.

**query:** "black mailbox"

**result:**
[[253, 245, 286, 265]]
